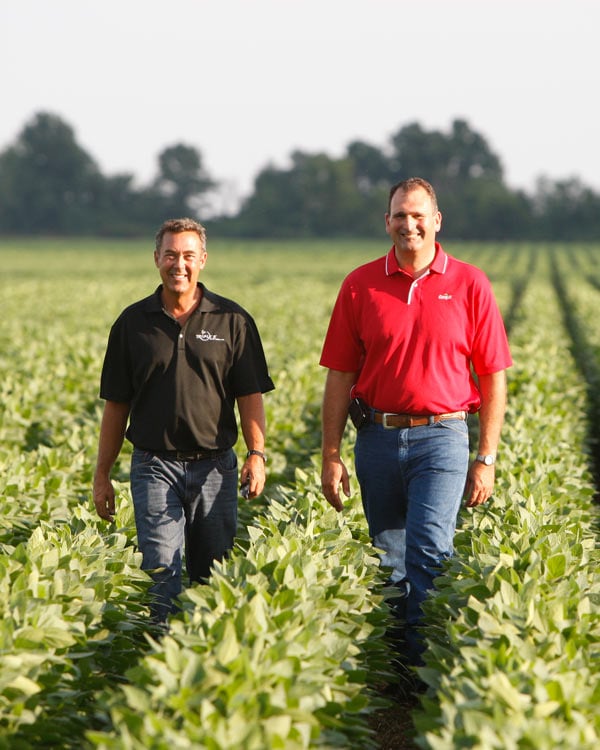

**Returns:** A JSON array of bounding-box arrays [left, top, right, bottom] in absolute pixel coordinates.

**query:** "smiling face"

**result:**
[[154, 230, 207, 302], [385, 186, 442, 268]]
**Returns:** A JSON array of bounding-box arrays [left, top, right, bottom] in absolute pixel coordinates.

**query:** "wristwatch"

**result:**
[[247, 449, 267, 462], [476, 453, 496, 466]]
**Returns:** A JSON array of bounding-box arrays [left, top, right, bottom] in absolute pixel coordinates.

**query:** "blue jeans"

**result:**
[[130, 448, 239, 623], [354, 418, 469, 663]]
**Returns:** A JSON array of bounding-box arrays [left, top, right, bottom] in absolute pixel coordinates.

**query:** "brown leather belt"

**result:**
[[372, 410, 467, 429]]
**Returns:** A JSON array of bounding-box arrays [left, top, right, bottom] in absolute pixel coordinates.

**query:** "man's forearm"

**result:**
[[237, 392, 266, 453], [320, 369, 357, 510], [95, 400, 130, 477], [321, 369, 357, 457], [477, 370, 507, 456], [237, 392, 267, 498]]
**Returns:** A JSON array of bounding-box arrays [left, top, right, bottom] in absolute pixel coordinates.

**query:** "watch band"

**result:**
[[247, 449, 267, 462]]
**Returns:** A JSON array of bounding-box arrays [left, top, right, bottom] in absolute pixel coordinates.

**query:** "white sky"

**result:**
[[1, 0, 598, 213]]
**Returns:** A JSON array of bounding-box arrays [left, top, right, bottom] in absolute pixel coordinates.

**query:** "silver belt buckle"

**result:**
[[381, 412, 396, 429]]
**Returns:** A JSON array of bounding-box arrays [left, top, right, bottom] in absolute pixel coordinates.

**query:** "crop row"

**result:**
[[413, 250, 600, 748], [87, 476, 392, 749]]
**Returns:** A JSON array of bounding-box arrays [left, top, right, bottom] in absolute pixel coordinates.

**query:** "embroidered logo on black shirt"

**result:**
[[196, 329, 225, 342]]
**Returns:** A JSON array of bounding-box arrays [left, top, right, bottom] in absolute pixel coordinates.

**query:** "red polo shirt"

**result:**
[[320, 244, 512, 414]]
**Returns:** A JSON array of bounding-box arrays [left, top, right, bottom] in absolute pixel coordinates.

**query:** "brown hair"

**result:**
[[388, 177, 438, 213], [154, 218, 206, 252]]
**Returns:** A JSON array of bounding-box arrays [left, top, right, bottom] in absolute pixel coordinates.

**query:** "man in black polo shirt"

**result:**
[[93, 218, 274, 623]]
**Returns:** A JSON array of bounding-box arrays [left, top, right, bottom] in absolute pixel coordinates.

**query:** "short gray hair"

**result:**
[[155, 218, 206, 252]]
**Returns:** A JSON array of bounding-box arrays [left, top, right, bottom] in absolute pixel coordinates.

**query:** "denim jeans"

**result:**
[[354, 418, 469, 663], [130, 447, 239, 623]]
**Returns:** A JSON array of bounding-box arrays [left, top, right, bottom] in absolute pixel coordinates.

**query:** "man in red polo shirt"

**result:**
[[320, 177, 512, 667]]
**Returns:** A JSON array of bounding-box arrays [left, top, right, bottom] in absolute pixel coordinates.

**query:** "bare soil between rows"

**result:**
[[369, 694, 420, 750]]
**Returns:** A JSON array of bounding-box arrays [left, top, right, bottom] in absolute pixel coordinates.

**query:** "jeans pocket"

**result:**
[[216, 449, 238, 474], [132, 447, 158, 466], [435, 419, 469, 437]]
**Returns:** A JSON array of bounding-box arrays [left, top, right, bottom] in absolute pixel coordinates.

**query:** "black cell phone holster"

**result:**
[[348, 397, 369, 430]]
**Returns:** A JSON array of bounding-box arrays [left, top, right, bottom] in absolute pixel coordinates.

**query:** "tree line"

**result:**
[[1, 111, 599, 240]]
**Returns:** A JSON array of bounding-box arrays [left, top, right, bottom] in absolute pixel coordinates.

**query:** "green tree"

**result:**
[[446, 119, 503, 182], [235, 151, 372, 237], [152, 143, 216, 218], [346, 139, 392, 194], [92, 173, 160, 236], [389, 118, 503, 188], [233, 164, 299, 236], [0, 112, 102, 233], [531, 177, 600, 240], [389, 122, 449, 184], [441, 179, 533, 240]]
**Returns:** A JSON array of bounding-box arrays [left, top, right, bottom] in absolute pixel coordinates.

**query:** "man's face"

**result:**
[[385, 187, 442, 256], [154, 231, 207, 297]]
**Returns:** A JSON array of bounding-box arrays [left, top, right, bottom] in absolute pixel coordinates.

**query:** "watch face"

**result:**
[[484, 455, 494, 465]]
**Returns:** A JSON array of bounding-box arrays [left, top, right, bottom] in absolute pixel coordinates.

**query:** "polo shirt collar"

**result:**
[[148, 283, 220, 313], [197, 285, 222, 312], [145, 287, 165, 312], [385, 242, 448, 277]]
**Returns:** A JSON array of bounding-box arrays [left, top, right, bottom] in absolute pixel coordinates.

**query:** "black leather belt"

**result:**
[[150, 449, 226, 461], [372, 411, 467, 429]]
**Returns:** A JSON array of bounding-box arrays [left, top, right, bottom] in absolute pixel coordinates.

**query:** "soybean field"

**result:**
[[1, 238, 600, 749]]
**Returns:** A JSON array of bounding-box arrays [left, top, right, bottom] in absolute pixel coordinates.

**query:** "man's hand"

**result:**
[[240, 454, 266, 499], [93, 475, 116, 521], [93, 400, 129, 522], [321, 455, 351, 512], [464, 461, 495, 507]]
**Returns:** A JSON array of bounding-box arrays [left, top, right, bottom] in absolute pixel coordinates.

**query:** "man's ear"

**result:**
[[384, 213, 391, 236]]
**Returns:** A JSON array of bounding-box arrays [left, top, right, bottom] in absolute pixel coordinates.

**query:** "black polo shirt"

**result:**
[[100, 284, 274, 451]]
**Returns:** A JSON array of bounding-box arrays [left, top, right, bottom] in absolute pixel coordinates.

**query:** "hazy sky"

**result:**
[[2, 0, 598, 211]]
